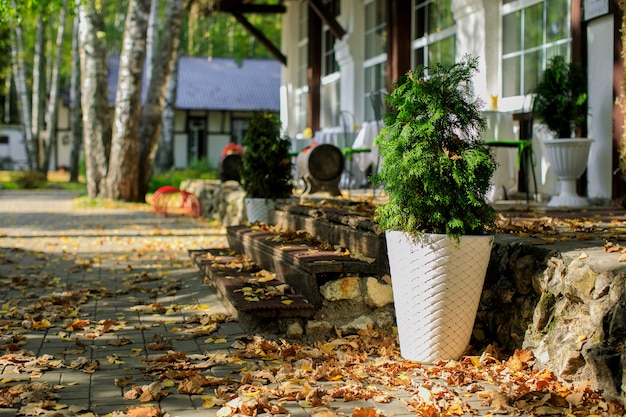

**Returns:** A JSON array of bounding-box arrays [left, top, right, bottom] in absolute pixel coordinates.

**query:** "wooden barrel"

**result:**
[[219, 153, 242, 183], [296, 143, 344, 195]]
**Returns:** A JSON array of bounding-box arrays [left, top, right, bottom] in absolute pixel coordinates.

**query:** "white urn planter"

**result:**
[[385, 231, 494, 363], [244, 198, 275, 224], [542, 138, 593, 208]]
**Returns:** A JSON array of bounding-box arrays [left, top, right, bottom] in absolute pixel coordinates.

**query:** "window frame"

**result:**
[[411, 0, 457, 69], [363, 0, 388, 122], [499, 0, 572, 107]]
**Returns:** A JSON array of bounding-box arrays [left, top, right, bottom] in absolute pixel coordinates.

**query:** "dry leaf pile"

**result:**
[[122, 332, 624, 417]]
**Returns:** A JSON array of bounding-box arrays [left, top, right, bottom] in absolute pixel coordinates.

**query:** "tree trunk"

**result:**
[[43, 0, 68, 175], [138, 0, 185, 198], [69, 13, 83, 183], [76, 0, 111, 198], [145, 0, 159, 89], [157, 48, 178, 172], [107, 0, 151, 201], [31, 15, 45, 172], [9, 0, 35, 170]]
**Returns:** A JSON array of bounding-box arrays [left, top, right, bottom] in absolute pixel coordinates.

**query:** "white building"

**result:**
[[278, 0, 622, 203]]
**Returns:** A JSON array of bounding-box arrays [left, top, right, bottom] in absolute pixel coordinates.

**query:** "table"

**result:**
[[481, 110, 519, 202]]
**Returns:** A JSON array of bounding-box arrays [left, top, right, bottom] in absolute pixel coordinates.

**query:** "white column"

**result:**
[[586, 15, 614, 203], [451, 0, 489, 102]]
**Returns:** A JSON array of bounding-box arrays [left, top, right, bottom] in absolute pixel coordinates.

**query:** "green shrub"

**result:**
[[12, 171, 48, 189], [240, 112, 292, 199], [148, 159, 219, 193], [373, 56, 497, 242]]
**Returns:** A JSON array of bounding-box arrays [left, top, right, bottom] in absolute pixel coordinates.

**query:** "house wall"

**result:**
[[0, 125, 27, 169], [54, 103, 73, 170]]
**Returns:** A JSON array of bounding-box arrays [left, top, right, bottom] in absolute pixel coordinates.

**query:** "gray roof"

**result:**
[[108, 55, 281, 112]]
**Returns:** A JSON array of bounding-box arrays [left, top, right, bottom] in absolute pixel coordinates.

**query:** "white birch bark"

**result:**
[[107, 0, 151, 201], [9, 0, 35, 169], [138, 0, 185, 197], [31, 15, 45, 170], [76, 0, 111, 197], [69, 13, 82, 183], [43, 0, 68, 173]]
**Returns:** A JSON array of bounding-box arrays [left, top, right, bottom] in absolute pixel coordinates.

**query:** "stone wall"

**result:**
[[180, 179, 246, 226], [478, 239, 626, 400]]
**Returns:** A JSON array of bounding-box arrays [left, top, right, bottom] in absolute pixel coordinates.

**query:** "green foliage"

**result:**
[[148, 158, 218, 193], [373, 56, 497, 242], [532, 55, 587, 138], [240, 112, 292, 199], [181, 9, 281, 60]]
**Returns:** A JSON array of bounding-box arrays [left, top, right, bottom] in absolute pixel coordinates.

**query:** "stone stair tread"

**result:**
[[189, 249, 315, 318], [227, 224, 378, 274]]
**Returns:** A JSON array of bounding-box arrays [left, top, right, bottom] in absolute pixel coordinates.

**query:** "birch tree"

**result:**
[[42, 0, 68, 173], [31, 14, 45, 168], [69, 13, 82, 183], [76, 0, 111, 197], [107, 0, 151, 201], [9, 0, 35, 169], [138, 0, 185, 197]]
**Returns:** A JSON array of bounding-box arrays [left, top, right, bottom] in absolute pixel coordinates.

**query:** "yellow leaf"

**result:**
[[281, 300, 293, 305], [33, 319, 51, 329], [202, 396, 217, 408], [448, 404, 464, 416], [186, 304, 210, 311], [243, 390, 260, 396]]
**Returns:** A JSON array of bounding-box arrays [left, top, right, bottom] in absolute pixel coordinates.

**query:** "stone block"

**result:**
[[320, 277, 362, 301], [364, 276, 393, 308]]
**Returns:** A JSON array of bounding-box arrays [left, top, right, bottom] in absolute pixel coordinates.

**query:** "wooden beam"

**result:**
[[307, 0, 345, 40], [219, 3, 287, 14], [308, 5, 322, 132], [231, 11, 287, 66], [387, 0, 412, 90]]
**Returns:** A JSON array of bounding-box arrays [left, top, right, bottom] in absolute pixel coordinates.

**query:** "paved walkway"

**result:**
[[0, 191, 239, 416], [0, 191, 423, 417]]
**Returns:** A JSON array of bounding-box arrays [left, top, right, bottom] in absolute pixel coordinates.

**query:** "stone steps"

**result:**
[[270, 200, 389, 275], [226, 223, 381, 308], [189, 248, 315, 331]]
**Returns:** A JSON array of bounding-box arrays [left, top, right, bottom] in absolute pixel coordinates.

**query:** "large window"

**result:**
[[295, 1, 309, 133], [501, 0, 571, 98], [412, 0, 456, 68], [320, 0, 341, 128], [363, 0, 387, 121]]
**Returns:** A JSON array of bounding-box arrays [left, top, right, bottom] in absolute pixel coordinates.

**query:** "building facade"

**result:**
[[279, 0, 622, 203]]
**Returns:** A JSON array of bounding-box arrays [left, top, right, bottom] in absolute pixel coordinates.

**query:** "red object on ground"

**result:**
[[152, 186, 202, 217]]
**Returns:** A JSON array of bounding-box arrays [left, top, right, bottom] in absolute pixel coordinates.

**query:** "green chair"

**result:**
[[484, 112, 537, 205]]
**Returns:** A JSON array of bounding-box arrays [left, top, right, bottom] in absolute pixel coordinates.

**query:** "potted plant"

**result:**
[[532, 55, 592, 207], [240, 112, 293, 223], [372, 56, 497, 363]]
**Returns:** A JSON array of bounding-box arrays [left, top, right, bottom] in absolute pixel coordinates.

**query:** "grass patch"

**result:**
[[72, 195, 151, 210], [0, 170, 87, 192]]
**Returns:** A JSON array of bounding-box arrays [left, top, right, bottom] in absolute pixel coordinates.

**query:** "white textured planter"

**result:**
[[385, 231, 494, 363], [542, 138, 593, 208], [244, 198, 275, 224]]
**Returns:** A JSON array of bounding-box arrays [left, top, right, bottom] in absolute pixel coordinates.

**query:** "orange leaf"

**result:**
[[351, 407, 377, 417], [126, 405, 161, 417]]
